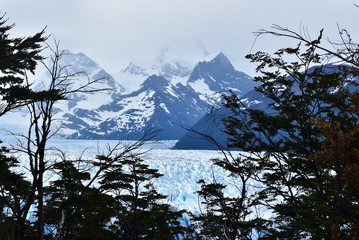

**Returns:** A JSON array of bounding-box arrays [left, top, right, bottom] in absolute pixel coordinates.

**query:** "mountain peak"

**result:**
[[188, 52, 236, 84], [63, 49, 74, 55], [63, 50, 87, 60], [122, 62, 148, 76], [213, 52, 227, 61], [187, 52, 256, 101], [140, 75, 170, 90], [210, 52, 234, 71], [60, 50, 100, 74]]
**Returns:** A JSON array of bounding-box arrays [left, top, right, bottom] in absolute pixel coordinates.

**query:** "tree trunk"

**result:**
[[37, 168, 44, 240], [14, 218, 25, 240]]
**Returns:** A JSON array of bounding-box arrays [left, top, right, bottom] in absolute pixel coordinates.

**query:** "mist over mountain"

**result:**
[[47, 50, 125, 113], [59, 51, 256, 140], [1, 49, 258, 143]]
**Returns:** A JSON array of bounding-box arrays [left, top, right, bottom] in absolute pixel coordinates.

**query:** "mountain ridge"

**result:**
[[61, 51, 257, 140], [1, 50, 258, 141]]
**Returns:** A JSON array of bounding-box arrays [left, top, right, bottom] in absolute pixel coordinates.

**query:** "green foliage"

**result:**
[[44, 160, 117, 240], [99, 156, 188, 240], [0, 142, 34, 240], [219, 31, 359, 238], [191, 156, 268, 239], [0, 14, 47, 115]]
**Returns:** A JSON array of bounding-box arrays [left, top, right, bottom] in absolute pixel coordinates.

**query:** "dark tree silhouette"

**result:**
[[0, 14, 47, 116]]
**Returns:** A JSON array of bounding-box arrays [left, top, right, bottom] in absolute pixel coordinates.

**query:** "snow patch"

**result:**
[[113, 70, 149, 94], [160, 103, 170, 114], [188, 78, 215, 103]]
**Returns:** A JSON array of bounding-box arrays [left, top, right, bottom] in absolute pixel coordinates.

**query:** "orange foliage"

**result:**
[[310, 120, 359, 238], [311, 120, 359, 191]]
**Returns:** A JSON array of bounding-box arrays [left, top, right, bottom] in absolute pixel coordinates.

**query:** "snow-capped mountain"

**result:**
[[60, 52, 257, 140], [65, 74, 208, 140], [113, 50, 193, 94], [150, 47, 193, 81], [0, 50, 257, 141], [52, 51, 126, 138], [187, 52, 256, 103], [115, 60, 192, 94], [122, 62, 149, 76], [175, 64, 359, 150], [39, 50, 125, 115], [0, 47, 264, 147], [58, 50, 124, 92]]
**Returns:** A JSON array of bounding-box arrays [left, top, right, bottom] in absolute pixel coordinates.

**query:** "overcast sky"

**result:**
[[3, 0, 359, 76]]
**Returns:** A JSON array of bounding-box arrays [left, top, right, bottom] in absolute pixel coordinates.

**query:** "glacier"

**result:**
[[0, 122, 242, 215], [50, 139, 236, 214]]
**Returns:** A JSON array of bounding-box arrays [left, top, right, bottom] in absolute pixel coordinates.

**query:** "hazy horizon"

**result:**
[[3, 0, 359, 76]]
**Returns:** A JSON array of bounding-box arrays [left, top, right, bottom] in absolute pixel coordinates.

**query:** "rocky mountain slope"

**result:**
[[60, 52, 255, 140], [66, 75, 207, 140]]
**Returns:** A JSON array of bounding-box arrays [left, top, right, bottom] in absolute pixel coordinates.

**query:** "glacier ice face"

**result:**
[[29, 139, 245, 214]]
